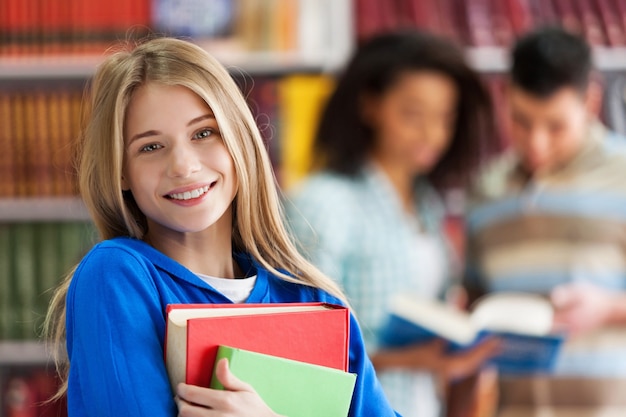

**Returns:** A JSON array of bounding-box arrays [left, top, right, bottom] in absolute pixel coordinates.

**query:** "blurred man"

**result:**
[[466, 26, 626, 416]]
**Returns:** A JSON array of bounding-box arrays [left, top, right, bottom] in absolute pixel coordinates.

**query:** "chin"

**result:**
[[411, 161, 435, 176], [524, 161, 549, 175]]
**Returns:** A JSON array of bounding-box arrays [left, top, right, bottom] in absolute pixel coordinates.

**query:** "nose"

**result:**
[[167, 143, 201, 178], [526, 128, 549, 158]]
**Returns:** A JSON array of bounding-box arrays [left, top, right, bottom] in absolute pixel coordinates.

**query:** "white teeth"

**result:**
[[169, 185, 210, 201]]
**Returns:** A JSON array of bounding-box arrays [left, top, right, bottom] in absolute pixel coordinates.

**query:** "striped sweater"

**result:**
[[466, 122, 626, 376]]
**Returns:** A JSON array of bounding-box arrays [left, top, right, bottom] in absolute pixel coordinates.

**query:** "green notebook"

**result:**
[[210, 345, 357, 417]]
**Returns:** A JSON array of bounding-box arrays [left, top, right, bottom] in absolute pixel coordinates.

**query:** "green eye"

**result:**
[[140, 143, 162, 153], [193, 128, 213, 140]]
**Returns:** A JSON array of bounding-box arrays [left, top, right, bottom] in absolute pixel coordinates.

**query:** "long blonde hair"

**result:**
[[44, 37, 347, 396]]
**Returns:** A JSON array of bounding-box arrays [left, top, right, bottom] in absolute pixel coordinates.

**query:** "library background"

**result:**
[[1, 0, 626, 416]]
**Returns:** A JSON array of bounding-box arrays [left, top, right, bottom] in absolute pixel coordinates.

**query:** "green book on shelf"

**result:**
[[210, 345, 357, 417]]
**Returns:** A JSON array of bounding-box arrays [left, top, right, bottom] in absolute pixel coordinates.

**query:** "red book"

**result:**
[[575, 0, 608, 46], [595, 0, 625, 45], [354, 0, 383, 41], [3, 376, 36, 417], [505, 0, 534, 36], [164, 302, 350, 390], [490, 0, 515, 46], [434, 0, 464, 44], [464, 0, 496, 46], [553, 0, 584, 34], [616, 0, 626, 38], [530, 0, 559, 25], [379, 0, 401, 33]]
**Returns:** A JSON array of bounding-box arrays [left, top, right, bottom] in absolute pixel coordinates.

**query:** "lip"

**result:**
[[163, 181, 217, 206]]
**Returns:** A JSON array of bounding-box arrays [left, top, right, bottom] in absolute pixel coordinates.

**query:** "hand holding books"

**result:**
[[165, 302, 357, 417], [176, 360, 285, 417]]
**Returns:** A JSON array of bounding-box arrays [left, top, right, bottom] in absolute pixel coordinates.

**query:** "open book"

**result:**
[[379, 292, 565, 374]]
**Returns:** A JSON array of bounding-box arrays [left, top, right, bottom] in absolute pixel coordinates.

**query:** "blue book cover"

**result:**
[[379, 293, 565, 375]]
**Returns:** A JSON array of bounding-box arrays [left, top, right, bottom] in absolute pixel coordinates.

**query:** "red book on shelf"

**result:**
[[3, 376, 37, 417], [490, 0, 515, 46], [464, 0, 497, 46], [379, 0, 401, 33], [434, 0, 464, 44], [505, 0, 534, 36], [553, 0, 584, 34], [616, 0, 626, 37], [355, 0, 377, 41], [575, 0, 608, 45], [596, 0, 626, 45], [6, 0, 29, 55], [529, 0, 560, 26], [164, 302, 350, 390], [405, 0, 440, 32]]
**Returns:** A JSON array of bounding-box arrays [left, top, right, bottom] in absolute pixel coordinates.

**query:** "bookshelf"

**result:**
[[2, 0, 626, 414], [3, 45, 626, 81], [0, 1, 352, 413]]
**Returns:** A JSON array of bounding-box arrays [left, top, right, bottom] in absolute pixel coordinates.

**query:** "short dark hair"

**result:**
[[511, 26, 592, 97], [314, 30, 493, 188]]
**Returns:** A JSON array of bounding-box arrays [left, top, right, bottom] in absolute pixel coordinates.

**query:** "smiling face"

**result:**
[[122, 82, 238, 240], [366, 70, 458, 176]]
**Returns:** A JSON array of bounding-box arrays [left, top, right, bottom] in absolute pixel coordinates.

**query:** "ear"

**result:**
[[584, 77, 603, 118]]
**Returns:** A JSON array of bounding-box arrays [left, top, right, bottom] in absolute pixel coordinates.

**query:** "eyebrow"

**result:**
[[128, 113, 216, 144]]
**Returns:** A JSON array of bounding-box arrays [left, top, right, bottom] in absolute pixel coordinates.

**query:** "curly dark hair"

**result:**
[[314, 30, 493, 188]]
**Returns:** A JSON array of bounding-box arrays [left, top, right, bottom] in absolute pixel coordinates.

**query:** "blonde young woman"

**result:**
[[44, 38, 399, 417]]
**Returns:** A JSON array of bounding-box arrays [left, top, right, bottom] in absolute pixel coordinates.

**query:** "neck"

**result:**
[[372, 155, 416, 213], [145, 213, 242, 278]]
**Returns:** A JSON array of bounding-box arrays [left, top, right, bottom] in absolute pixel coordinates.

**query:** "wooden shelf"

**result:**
[[466, 46, 626, 73], [593, 47, 626, 72], [0, 341, 54, 366], [0, 197, 90, 222], [2, 45, 624, 80], [0, 50, 344, 79], [0, 54, 103, 79]]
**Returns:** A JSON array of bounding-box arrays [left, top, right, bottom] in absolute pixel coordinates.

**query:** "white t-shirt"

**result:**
[[196, 273, 257, 304]]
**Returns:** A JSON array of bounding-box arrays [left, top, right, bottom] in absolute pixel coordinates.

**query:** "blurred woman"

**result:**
[[286, 30, 498, 417]]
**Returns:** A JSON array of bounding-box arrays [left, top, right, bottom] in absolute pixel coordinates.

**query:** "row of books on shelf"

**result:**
[[2, 70, 626, 198], [0, 0, 332, 58], [0, 0, 151, 55], [0, 74, 334, 197], [0, 221, 96, 340], [356, 0, 626, 48], [0, 87, 82, 197]]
